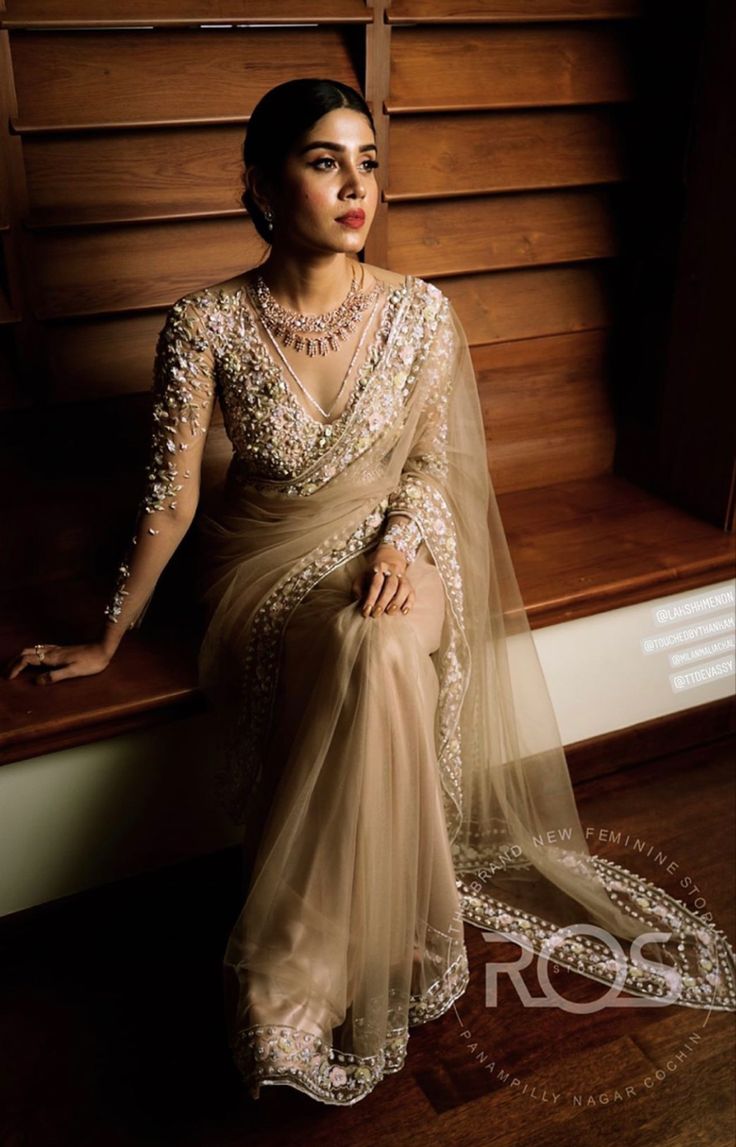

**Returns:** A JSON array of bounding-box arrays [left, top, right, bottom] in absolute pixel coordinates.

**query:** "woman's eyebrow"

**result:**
[[298, 141, 378, 155]]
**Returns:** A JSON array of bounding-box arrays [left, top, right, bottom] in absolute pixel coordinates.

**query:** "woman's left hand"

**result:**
[[351, 545, 415, 618]]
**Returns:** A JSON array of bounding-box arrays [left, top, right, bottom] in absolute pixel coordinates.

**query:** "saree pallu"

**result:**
[[195, 277, 736, 1106]]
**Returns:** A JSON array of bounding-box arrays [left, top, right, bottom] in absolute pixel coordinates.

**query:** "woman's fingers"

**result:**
[[5, 657, 25, 679], [362, 568, 395, 617], [5, 644, 61, 679], [360, 569, 383, 616], [370, 572, 402, 616], [35, 663, 75, 685], [386, 581, 411, 614], [361, 569, 414, 618], [398, 586, 415, 615], [350, 562, 415, 618], [4, 644, 109, 684]]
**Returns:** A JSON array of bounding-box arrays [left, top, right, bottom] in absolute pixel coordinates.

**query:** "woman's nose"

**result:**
[[344, 168, 366, 198]]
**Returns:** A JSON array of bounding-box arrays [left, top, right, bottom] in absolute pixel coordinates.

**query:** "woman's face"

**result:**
[[266, 107, 380, 255]]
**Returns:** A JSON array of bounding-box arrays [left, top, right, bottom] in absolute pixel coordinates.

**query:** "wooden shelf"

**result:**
[[11, 114, 252, 135], [24, 207, 246, 230], [1, 0, 370, 28]]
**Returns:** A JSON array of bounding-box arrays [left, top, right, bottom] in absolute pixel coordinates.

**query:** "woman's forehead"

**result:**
[[296, 108, 375, 149]]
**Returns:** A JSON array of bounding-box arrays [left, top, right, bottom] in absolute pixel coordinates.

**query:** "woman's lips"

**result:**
[[336, 211, 365, 229]]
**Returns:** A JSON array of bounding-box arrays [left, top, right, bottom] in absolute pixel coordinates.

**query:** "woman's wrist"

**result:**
[[380, 515, 422, 565], [98, 625, 123, 660], [371, 543, 408, 575]]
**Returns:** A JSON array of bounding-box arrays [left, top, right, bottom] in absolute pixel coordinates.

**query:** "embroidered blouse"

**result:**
[[103, 275, 451, 628]]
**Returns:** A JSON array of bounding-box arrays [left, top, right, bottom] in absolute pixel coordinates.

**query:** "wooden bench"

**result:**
[[2, 392, 733, 768]]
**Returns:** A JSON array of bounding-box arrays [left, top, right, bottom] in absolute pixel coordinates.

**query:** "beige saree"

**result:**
[[182, 271, 736, 1106]]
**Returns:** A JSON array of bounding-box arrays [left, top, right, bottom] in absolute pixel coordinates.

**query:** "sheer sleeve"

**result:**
[[102, 296, 216, 633], [379, 296, 455, 563]]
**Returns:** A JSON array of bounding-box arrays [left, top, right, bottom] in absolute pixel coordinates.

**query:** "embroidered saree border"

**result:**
[[380, 480, 472, 849], [456, 853, 736, 1012], [215, 498, 391, 824], [232, 946, 470, 1107]]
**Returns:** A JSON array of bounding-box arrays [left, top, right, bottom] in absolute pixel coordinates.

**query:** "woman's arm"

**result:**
[[4, 296, 216, 684], [377, 299, 453, 566], [99, 296, 216, 656], [357, 295, 455, 617]]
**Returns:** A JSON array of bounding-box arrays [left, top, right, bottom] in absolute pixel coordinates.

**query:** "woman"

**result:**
[[7, 79, 735, 1106]]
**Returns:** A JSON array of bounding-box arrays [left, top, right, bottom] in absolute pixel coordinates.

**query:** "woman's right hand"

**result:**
[[4, 642, 114, 685]]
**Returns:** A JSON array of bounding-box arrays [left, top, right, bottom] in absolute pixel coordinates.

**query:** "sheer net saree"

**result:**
[[195, 277, 736, 1107]]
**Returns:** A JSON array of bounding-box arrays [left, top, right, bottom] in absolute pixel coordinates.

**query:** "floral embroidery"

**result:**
[[232, 945, 469, 1106], [380, 516, 423, 563], [103, 277, 457, 631], [214, 498, 391, 824], [455, 852, 736, 1011], [220, 278, 433, 498], [103, 297, 216, 626], [408, 945, 470, 1025]]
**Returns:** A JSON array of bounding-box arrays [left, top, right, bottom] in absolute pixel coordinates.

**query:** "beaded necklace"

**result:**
[[251, 261, 383, 357]]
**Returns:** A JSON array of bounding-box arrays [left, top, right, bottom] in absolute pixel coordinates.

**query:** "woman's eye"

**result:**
[[310, 157, 380, 172]]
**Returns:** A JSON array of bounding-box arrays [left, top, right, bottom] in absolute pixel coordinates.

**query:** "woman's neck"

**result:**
[[255, 252, 358, 314]]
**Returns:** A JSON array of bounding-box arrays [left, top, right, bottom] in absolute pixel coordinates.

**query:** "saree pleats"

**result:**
[[222, 546, 467, 1102]]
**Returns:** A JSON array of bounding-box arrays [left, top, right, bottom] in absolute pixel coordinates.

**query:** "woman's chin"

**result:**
[[335, 230, 369, 249], [316, 234, 370, 257]]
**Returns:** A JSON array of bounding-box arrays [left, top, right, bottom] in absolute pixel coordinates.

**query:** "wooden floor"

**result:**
[[0, 737, 733, 1147]]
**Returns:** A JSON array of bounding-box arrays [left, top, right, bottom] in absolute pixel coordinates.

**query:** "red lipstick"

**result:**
[[336, 210, 366, 229]]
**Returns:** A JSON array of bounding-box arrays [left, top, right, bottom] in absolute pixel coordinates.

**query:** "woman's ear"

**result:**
[[245, 165, 272, 217]]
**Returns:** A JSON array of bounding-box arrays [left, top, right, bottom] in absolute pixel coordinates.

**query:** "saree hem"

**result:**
[[232, 946, 470, 1107]]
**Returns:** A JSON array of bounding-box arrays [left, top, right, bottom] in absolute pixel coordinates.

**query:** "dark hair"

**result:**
[[242, 78, 375, 242]]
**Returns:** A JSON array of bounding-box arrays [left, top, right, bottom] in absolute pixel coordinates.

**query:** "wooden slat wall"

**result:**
[[386, 109, 629, 199], [387, 1, 642, 17], [386, 24, 634, 110], [23, 127, 247, 225], [381, 0, 639, 491], [11, 28, 359, 130], [0, 6, 365, 413], [388, 188, 621, 276], [0, 0, 642, 496], [2, 0, 370, 25], [29, 219, 264, 319], [0, 15, 24, 410]]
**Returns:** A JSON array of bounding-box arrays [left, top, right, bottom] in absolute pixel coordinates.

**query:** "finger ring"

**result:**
[[34, 643, 47, 663]]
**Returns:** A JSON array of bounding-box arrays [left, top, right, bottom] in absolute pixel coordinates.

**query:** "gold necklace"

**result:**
[[259, 291, 384, 421], [251, 262, 382, 357]]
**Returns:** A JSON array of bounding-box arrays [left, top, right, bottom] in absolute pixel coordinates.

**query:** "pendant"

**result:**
[[252, 269, 380, 357]]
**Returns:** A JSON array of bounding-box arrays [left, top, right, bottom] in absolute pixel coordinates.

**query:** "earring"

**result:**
[[264, 208, 274, 234]]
